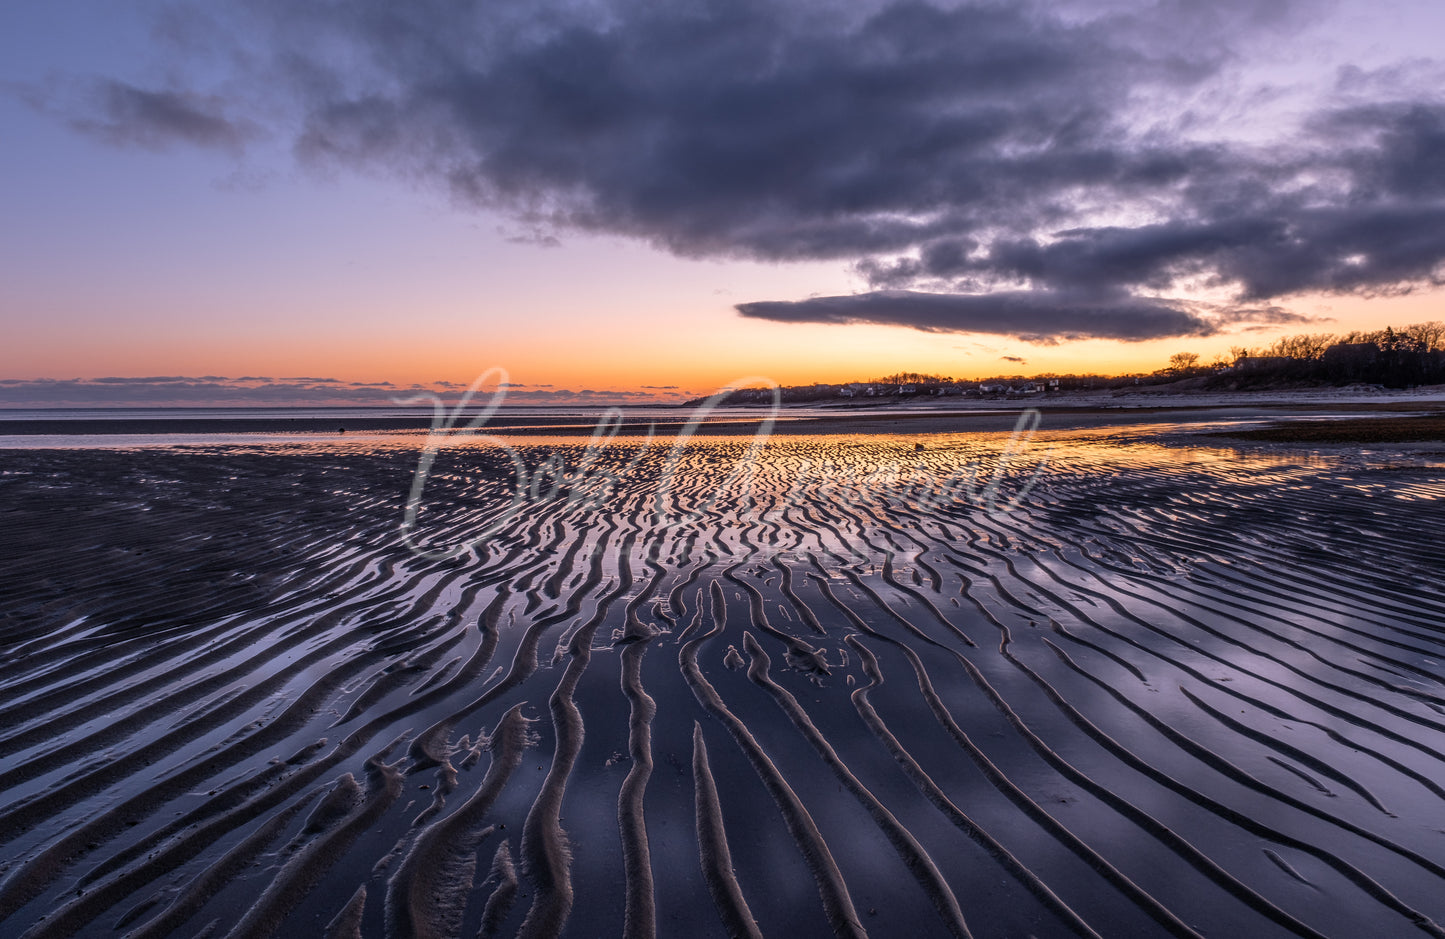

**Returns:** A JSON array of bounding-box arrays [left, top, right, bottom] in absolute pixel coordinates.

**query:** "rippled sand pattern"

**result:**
[[2, 432, 1444, 938]]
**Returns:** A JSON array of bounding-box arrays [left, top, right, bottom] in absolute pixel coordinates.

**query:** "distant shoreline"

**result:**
[[1, 389, 1444, 442]]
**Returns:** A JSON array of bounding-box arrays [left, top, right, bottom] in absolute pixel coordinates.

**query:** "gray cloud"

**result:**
[[65, 0, 1445, 341], [69, 80, 256, 153], [735, 289, 1309, 342], [862, 103, 1445, 304], [276, 0, 1226, 263]]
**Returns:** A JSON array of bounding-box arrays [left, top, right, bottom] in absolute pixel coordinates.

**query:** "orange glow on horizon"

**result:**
[[7, 283, 1442, 398]]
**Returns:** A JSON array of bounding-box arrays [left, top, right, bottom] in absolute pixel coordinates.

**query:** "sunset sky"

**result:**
[[4, 0, 1445, 405]]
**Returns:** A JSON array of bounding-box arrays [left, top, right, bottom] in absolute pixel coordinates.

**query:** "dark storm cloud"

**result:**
[[869, 100, 1445, 304], [736, 289, 1275, 342], [77, 0, 1445, 341], [70, 80, 256, 153], [279, 0, 1220, 260]]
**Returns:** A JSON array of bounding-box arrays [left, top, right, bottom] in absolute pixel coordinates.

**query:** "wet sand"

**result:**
[[2, 421, 1444, 937], [3, 393, 1444, 439], [1211, 414, 1445, 444]]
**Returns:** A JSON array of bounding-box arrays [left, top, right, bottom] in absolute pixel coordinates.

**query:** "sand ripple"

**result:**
[[1, 434, 1443, 937]]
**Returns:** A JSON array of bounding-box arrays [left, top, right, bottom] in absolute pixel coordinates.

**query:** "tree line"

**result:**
[[683, 320, 1445, 407], [1165, 321, 1445, 388]]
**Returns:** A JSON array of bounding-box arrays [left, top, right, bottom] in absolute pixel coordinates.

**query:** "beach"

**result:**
[[2, 405, 1445, 937]]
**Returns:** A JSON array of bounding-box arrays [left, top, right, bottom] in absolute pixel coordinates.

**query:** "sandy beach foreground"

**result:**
[[2, 419, 1444, 937]]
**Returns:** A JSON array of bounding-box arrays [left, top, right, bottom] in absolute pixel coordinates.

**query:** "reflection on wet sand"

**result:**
[[1, 427, 1442, 938]]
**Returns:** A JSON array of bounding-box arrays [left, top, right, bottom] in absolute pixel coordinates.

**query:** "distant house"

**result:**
[[1236, 356, 1292, 371], [979, 382, 1007, 394]]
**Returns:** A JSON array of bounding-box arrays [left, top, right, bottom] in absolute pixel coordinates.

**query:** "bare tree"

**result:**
[[1260, 332, 1334, 359], [1404, 321, 1445, 352], [1168, 352, 1201, 372]]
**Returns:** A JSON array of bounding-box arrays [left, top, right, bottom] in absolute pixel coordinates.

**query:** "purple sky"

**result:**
[[4, 0, 1445, 405]]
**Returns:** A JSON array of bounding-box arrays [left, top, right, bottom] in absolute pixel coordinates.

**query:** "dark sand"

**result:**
[[4, 395, 1444, 438], [1211, 414, 1445, 444], [2, 417, 1444, 937]]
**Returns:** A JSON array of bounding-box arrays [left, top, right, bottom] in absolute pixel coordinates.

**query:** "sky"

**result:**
[[3, 0, 1445, 406]]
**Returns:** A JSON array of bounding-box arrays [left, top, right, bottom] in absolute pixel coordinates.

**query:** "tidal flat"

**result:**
[[2, 419, 1443, 938]]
